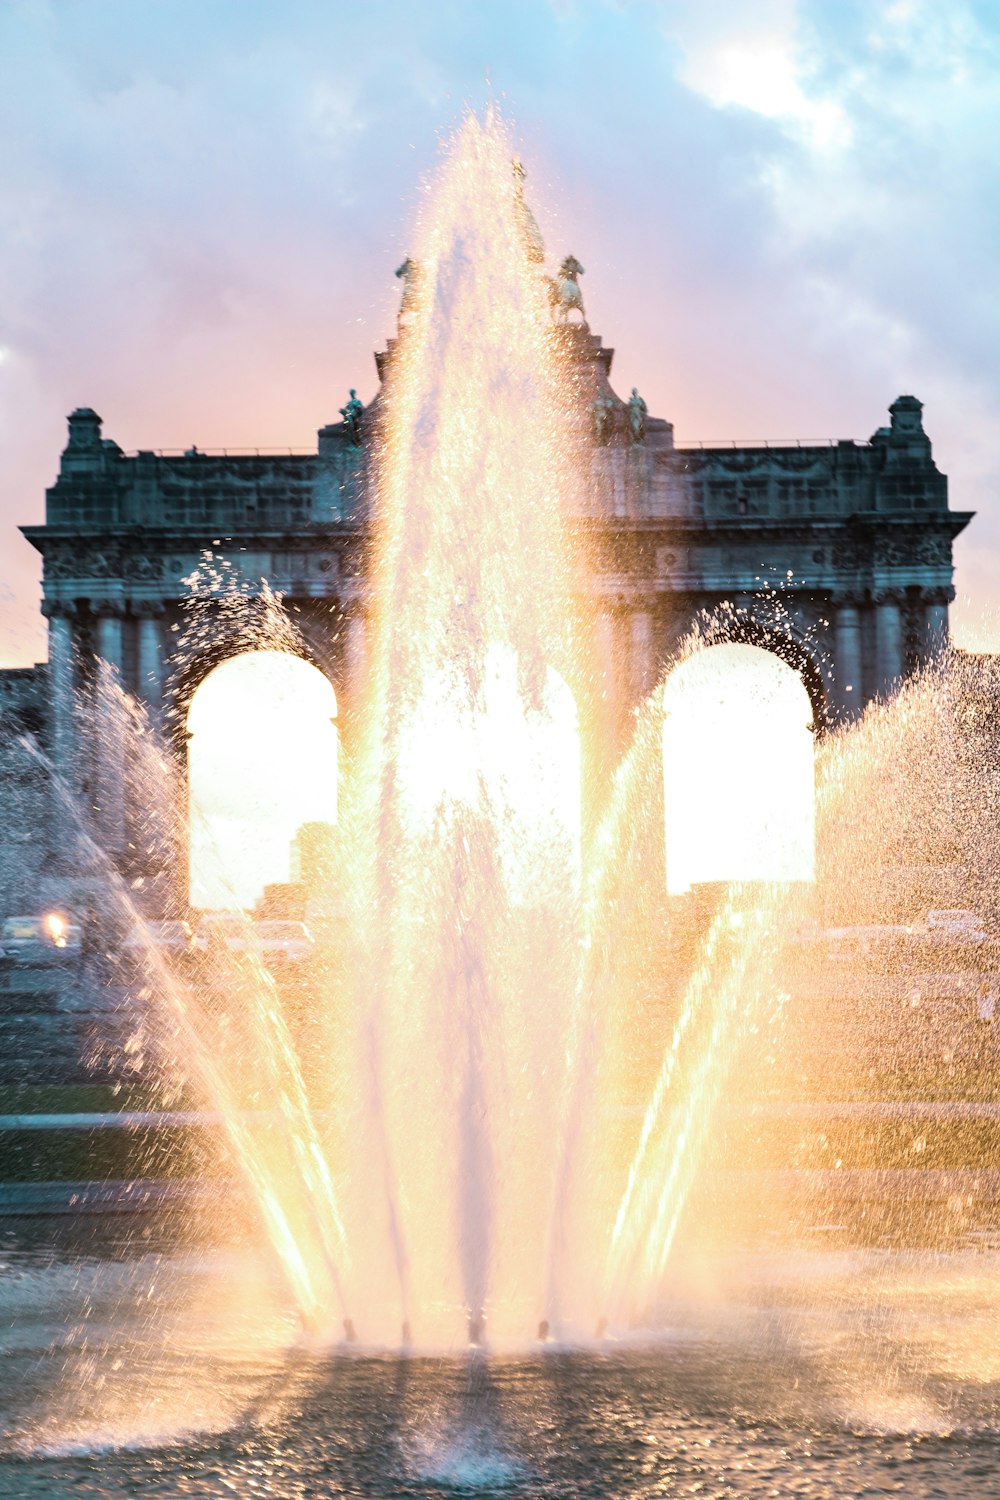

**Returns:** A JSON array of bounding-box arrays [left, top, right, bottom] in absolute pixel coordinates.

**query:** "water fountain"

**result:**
[[3, 111, 1000, 1496]]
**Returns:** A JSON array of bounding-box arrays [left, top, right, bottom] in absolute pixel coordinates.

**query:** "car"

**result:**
[[122, 919, 197, 959], [0, 913, 82, 964], [194, 912, 250, 948], [251, 920, 315, 965], [822, 925, 912, 961], [913, 909, 990, 943], [195, 912, 253, 956]]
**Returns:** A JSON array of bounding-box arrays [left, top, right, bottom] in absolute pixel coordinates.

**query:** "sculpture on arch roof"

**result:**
[[512, 156, 546, 264], [546, 254, 586, 325], [628, 387, 648, 443], [340, 389, 364, 447], [395, 257, 421, 327]]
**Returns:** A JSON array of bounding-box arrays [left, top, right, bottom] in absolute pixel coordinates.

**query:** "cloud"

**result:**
[[650, 0, 1000, 643], [0, 0, 997, 659]]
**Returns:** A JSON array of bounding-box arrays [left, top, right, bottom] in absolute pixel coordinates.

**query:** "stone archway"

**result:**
[[691, 611, 829, 733], [184, 648, 339, 909], [661, 638, 817, 894], [22, 341, 968, 906], [163, 609, 342, 757]]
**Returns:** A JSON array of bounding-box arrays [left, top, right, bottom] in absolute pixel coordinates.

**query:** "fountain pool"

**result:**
[[4, 1209, 1000, 1497]]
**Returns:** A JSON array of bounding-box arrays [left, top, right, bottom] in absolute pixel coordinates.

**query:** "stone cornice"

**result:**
[[23, 513, 974, 549], [570, 512, 975, 540], [21, 521, 366, 549], [843, 510, 974, 536]]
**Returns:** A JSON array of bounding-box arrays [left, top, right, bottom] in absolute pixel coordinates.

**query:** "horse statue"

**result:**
[[546, 254, 586, 324]]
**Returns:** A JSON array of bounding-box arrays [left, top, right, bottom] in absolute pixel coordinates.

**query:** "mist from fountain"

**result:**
[[10, 113, 1000, 1464]]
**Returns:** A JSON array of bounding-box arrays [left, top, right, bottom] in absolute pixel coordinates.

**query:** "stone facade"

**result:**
[[13, 324, 969, 894], [0, 667, 50, 912]]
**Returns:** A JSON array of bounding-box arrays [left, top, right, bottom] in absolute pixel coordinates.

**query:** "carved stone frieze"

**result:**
[[830, 539, 867, 570], [42, 547, 78, 580], [875, 533, 952, 568], [656, 546, 683, 573], [772, 449, 826, 473], [92, 548, 120, 578], [705, 451, 771, 476], [122, 553, 164, 581], [45, 544, 124, 580]]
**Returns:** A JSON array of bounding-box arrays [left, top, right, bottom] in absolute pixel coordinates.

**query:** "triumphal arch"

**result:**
[[22, 281, 970, 891]]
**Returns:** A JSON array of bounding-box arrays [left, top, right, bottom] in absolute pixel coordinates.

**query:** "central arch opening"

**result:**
[[186, 649, 338, 910], [395, 645, 582, 903], [662, 642, 815, 895]]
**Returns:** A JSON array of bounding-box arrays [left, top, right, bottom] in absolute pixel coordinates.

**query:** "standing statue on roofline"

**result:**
[[340, 389, 364, 447], [592, 391, 615, 445], [628, 387, 648, 443]]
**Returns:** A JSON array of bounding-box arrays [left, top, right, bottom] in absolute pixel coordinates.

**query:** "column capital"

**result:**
[[918, 584, 955, 607], [40, 598, 78, 619], [871, 586, 907, 608], [132, 599, 167, 619], [90, 599, 126, 618]]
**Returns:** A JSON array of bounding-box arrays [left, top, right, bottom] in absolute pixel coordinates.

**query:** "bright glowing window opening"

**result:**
[[187, 650, 338, 910], [395, 645, 581, 903], [662, 642, 815, 895]]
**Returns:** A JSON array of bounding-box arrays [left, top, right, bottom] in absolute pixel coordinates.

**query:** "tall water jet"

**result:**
[[341, 111, 587, 1345]]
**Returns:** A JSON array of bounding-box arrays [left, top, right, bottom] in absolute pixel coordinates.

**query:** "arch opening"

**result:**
[[662, 642, 815, 896], [394, 645, 582, 904], [186, 649, 338, 910]]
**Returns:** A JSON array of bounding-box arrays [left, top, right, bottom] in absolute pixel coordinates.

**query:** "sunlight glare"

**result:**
[[187, 650, 338, 909], [394, 643, 581, 901], [663, 642, 815, 894]]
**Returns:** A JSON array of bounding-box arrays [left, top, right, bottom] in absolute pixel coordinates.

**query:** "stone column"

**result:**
[[630, 606, 654, 702], [131, 604, 174, 891], [874, 589, 904, 698], [344, 608, 369, 708], [596, 607, 617, 700], [95, 609, 124, 676], [136, 607, 165, 728], [43, 602, 78, 860], [93, 605, 127, 857], [923, 586, 952, 654], [594, 606, 625, 759], [834, 599, 863, 721], [612, 455, 626, 518]]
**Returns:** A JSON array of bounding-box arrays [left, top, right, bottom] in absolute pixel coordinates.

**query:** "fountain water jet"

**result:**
[[9, 113, 1000, 1480], [341, 109, 588, 1345]]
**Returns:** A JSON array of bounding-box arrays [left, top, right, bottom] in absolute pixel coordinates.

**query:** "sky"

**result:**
[[2, 0, 999, 666]]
